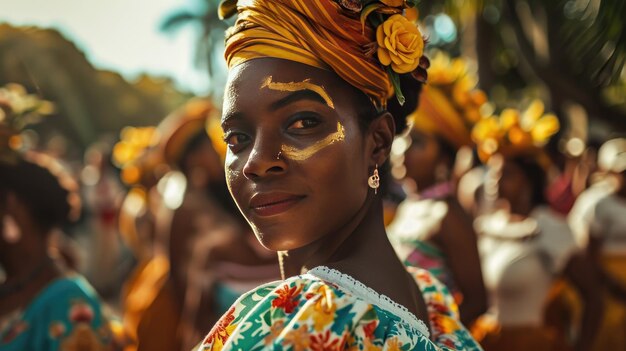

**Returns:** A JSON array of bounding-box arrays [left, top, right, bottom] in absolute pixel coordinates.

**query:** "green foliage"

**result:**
[[0, 25, 192, 150]]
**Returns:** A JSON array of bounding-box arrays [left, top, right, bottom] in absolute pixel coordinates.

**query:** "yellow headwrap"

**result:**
[[158, 99, 225, 166], [408, 52, 487, 148], [472, 99, 560, 166], [221, 0, 426, 108]]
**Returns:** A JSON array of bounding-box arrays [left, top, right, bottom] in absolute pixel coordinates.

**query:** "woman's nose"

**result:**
[[242, 133, 286, 180]]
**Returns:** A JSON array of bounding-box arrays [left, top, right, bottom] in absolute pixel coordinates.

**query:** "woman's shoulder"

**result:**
[[388, 197, 449, 243], [199, 267, 482, 351], [199, 271, 433, 351], [22, 275, 110, 335], [407, 266, 483, 351], [212, 272, 382, 330], [27, 275, 103, 313], [1, 275, 115, 351]]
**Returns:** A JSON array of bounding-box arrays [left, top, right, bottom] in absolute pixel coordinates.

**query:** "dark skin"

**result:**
[[497, 160, 535, 217], [222, 58, 430, 331], [497, 158, 603, 351], [170, 139, 278, 349], [402, 130, 487, 326], [404, 130, 447, 191], [0, 192, 61, 318]]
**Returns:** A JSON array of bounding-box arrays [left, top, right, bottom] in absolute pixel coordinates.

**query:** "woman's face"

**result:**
[[403, 130, 441, 189], [184, 139, 224, 187], [222, 58, 376, 251], [497, 159, 527, 208]]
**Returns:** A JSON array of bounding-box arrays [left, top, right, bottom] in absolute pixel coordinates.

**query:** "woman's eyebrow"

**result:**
[[221, 111, 244, 125], [262, 76, 334, 110]]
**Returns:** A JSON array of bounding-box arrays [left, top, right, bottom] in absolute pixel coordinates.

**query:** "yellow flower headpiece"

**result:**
[[472, 99, 560, 163], [409, 52, 488, 148], [112, 126, 161, 186], [220, 0, 428, 108], [0, 83, 54, 163], [0, 84, 80, 221]]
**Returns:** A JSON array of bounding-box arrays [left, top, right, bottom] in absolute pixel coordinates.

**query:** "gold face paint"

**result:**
[[225, 168, 241, 183], [261, 76, 334, 109], [281, 122, 345, 161]]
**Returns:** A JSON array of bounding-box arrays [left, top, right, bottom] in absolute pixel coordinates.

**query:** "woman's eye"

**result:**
[[224, 133, 250, 148], [288, 117, 320, 130]]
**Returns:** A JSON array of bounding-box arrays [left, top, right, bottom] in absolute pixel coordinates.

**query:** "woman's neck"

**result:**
[[2, 245, 49, 283], [284, 195, 403, 278], [288, 196, 430, 328], [283, 193, 367, 272]]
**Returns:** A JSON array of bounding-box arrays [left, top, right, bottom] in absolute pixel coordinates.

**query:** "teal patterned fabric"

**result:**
[[0, 275, 114, 351], [197, 266, 482, 351]]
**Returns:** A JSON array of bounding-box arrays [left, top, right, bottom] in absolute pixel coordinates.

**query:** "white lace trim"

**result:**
[[306, 266, 430, 339]]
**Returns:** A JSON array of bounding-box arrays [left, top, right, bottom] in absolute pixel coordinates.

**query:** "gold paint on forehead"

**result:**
[[281, 122, 345, 161], [261, 76, 335, 109]]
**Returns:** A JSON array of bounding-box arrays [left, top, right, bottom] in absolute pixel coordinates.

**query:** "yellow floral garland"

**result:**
[[472, 99, 560, 162]]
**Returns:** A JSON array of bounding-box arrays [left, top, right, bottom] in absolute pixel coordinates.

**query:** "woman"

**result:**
[[0, 84, 117, 351], [471, 102, 602, 351], [387, 53, 487, 326], [198, 1, 481, 350], [568, 137, 626, 351], [0, 154, 119, 351], [158, 100, 278, 350], [121, 100, 278, 351]]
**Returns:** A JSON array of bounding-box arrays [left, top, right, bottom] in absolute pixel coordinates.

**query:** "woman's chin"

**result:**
[[254, 230, 311, 253]]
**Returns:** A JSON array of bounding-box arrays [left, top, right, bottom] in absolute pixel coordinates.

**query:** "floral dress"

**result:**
[[387, 189, 461, 300], [0, 275, 116, 351], [197, 266, 482, 351]]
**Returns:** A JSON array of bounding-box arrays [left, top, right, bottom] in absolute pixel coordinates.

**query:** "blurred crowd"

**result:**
[[1, 51, 625, 351]]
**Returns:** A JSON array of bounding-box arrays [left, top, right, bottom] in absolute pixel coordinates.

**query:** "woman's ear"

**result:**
[[367, 111, 395, 166], [5, 192, 30, 224]]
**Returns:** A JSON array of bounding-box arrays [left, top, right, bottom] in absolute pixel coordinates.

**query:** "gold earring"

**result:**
[[2, 215, 22, 244], [368, 164, 380, 194]]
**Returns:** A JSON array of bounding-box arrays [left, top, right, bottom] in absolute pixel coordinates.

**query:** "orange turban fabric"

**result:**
[[222, 0, 395, 107], [158, 99, 223, 166]]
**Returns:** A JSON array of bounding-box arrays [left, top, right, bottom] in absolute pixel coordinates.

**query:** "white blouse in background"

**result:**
[[475, 206, 579, 327], [568, 177, 626, 255]]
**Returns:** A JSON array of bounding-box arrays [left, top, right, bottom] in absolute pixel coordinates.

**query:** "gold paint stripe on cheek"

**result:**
[[281, 122, 346, 161], [261, 76, 334, 109]]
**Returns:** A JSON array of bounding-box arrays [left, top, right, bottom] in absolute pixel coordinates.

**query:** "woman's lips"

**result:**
[[249, 192, 305, 217]]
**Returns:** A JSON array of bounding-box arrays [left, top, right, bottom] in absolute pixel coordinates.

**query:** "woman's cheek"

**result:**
[[224, 154, 245, 200]]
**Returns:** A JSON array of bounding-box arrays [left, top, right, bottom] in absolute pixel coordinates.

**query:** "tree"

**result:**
[[0, 24, 193, 151], [424, 0, 626, 131]]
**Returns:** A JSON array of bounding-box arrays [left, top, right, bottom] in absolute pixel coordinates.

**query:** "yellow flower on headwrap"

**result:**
[[408, 52, 488, 148], [221, 0, 426, 108], [472, 99, 560, 163], [376, 14, 424, 74]]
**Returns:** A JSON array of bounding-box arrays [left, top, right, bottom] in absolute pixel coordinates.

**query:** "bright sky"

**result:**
[[0, 0, 211, 95]]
